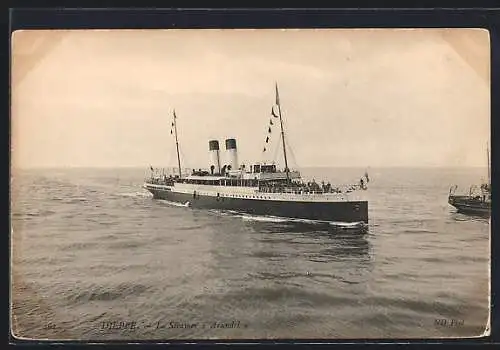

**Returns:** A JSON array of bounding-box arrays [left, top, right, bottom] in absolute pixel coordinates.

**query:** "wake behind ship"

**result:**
[[144, 84, 369, 224]]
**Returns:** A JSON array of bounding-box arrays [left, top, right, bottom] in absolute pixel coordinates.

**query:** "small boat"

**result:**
[[448, 144, 491, 217], [144, 83, 370, 224]]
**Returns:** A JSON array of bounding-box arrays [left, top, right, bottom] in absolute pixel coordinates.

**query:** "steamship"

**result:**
[[448, 144, 491, 217], [144, 84, 369, 224]]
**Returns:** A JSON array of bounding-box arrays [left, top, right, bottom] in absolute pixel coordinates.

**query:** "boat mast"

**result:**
[[275, 82, 290, 182], [173, 109, 182, 178], [487, 142, 491, 186]]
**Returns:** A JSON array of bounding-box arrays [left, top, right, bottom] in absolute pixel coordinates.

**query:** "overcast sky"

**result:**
[[11, 29, 490, 169]]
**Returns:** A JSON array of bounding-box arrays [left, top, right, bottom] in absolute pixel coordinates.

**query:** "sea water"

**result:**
[[10, 167, 490, 340]]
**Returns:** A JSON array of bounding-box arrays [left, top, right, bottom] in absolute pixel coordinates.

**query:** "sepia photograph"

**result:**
[[10, 28, 490, 341]]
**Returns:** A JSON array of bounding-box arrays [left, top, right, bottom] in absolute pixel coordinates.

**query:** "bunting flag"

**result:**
[[268, 126, 271, 133], [266, 136, 269, 143], [171, 129, 173, 134], [270, 119, 273, 125], [364, 171, 370, 183], [263, 147, 267, 152], [271, 106, 279, 118], [150, 165, 154, 171], [173, 109, 177, 119]]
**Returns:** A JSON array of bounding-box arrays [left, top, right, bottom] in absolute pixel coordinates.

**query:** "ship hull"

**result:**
[[145, 185, 368, 223], [448, 195, 491, 217]]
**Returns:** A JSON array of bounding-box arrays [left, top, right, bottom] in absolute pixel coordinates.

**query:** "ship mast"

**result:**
[[173, 109, 182, 178], [487, 142, 490, 186], [275, 82, 290, 182]]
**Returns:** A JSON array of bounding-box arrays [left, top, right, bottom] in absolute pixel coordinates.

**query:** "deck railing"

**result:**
[[258, 185, 362, 195]]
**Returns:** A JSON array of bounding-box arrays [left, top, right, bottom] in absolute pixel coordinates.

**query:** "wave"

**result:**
[[59, 241, 99, 251], [209, 286, 355, 307], [365, 295, 462, 318], [11, 209, 56, 220], [328, 221, 367, 229], [66, 283, 150, 304], [158, 199, 191, 207], [65, 197, 88, 204], [451, 214, 490, 224], [107, 240, 146, 249], [210, 210, 366, 229], [117, 191, 152, 199], [240, 214, 291, 223]]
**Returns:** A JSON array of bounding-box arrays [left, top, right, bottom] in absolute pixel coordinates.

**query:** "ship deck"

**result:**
[[144, 182, 367, 203]]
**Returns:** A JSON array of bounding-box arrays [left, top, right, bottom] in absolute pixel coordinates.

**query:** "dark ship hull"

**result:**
[[146, 185, 368, 224], [448, 195, 491, 217]]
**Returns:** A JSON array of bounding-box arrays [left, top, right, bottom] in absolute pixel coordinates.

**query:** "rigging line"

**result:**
[[280, 116, 299, 170], [272, 135, 281, 165], [179, 145, 195, 175], [178, 145, 190, 173], [284, 134, 299, 170], [262, 126, 275, 164], [166, 146, 176, 174], [262, 139, 270, 164], [260, 122, 266, 163], [153, 146, 174, 175], [165, 124, 178, 174]]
